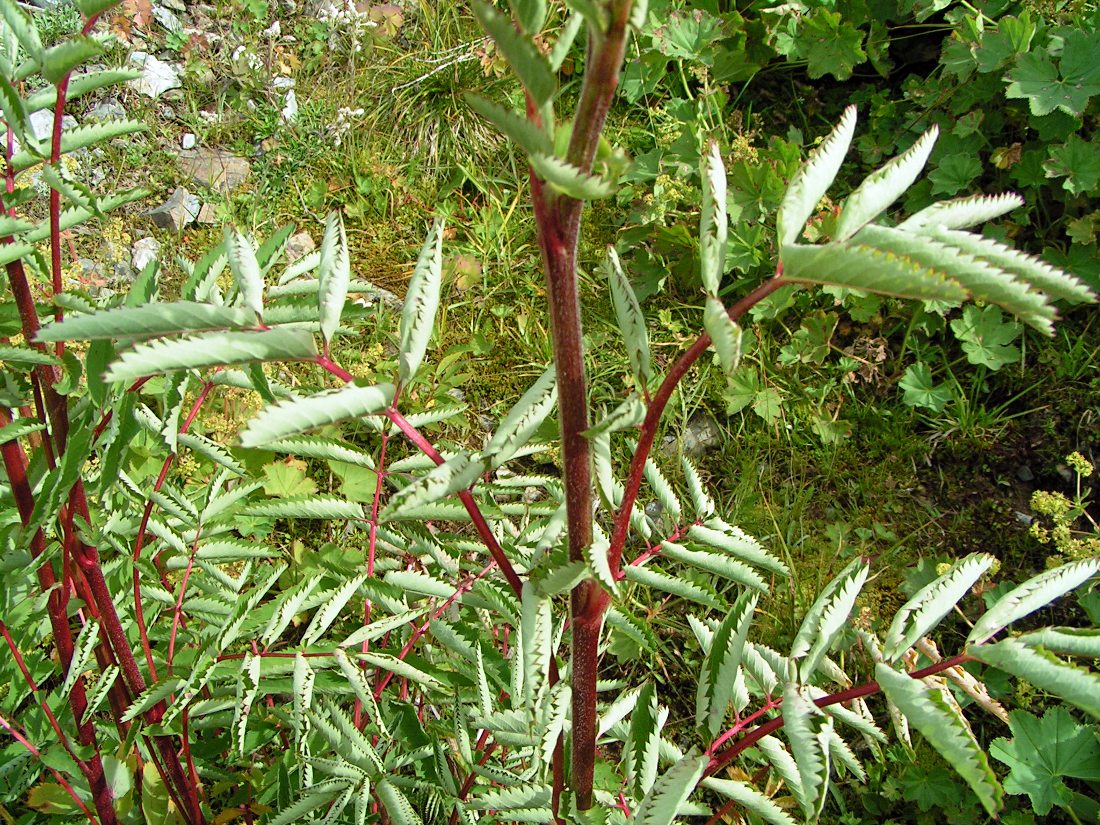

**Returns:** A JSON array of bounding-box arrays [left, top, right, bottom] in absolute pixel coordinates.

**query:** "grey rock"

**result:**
[[131, 237, 161, 272], [352, 283, 402, 311], [87, 99, 125, 121], [152, 4, 182, 31], [196, 203, 219, 224], [129, 51, 182, 99], [662, 412, 722, 458], [281, 89, 298, 123], [1016, 464, 1034, 482], [29, 108, 77, 141], [177, 148, 251, 194], [1015, 511, 1034, 525], [181, 132, 197, 150], [286, 231, 315, 262], [144, 186, 200, 232], [160, 0, 186, 11], [272, 75, 295, 90]]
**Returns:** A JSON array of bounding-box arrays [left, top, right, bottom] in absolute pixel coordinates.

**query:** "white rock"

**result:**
[[262, 19, 281, 38], [281, 90, 298, 124], [131, 237, 161, 272], [181, 132, 197, 150], [129, 52, 182, 99], [272, 75, 295, 89], [152, 4, 182, 32], [286, 231, 315, 262]]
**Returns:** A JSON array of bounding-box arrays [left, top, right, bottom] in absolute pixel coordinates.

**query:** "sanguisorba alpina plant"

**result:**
[[2, 0, 1098, 823]]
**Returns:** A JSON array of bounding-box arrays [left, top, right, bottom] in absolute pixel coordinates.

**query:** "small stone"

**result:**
[[645, 500, 663, 521], [261, 19, 281, 38], [181, 132, 197, 150], [1016, 464, 1034, 482], [1015, 511, 1034, 526], [144, 186, 200, 232], [285, 231, 315, 262], [663, 412, 722, 458], [159, 0, 186, 11], [131, 237, 161, 272], [196, 203, 218, 224], [272, 75, 295, 90], [28, 109, 77, 143], [152, 4, 182, 32], [351, 282, 402, 311], [87, 99, 125, 121], [129, 52, 182, 99], [281, 89, 298, 123], [177, 148, 251, 195]]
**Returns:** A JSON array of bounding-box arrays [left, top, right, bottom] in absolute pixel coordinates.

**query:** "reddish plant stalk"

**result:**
[[607, 274, 787, 575], [705, 653, 976, 776], [0, 712, 100, 825]]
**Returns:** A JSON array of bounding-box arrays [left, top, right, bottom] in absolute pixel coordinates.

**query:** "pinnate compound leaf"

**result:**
[[925, 227, 1096, 307], [381, 452, 484, 520], [269, 787, 346, 825], [778, 105, 856, 246], [357, 652, 442, 690], [582, 394, 645, 437], [399, 219, 444, 384], [239, 496, 364, 520], [660, 543, 768, 592], [704, 296, 742, 378], [483, 364, 556, 469], [239, 383, 395, 448], [529, 153, 615, 200], [967, 558, 1100, 645], [301, 572, 368, 645], [520, 582, 552, 706], [699, 140, 728, 294], [10, 120, 147, 172], [791, 557, 869, 679], [35, 302, 258, 341], [472, 0, 556, 106], [465, 94, 553, 157], [884, 553, 994, 661], [24, 69, 141, 113], [0, 0, 43, 61], [623, 564, 724, 610], [782, 683, 829, 816], [834, 126, 938, 241], [990, 707, 1100, 816], [625, 682, 661, 798], [317, 212, 351, 345], [780, 240, 969, 304], [697, 592, 757, 736], [105, 329, 317, 382], [899, 193, 1023, 233], [605, 246, 651, 388], [970, 636, 1100, 719], [689, 521, 788, 577], [875, 663, 1003, 816], [701, 777, 797, 825], [40, 35, 102, 84], [633, 752, 708, 825]]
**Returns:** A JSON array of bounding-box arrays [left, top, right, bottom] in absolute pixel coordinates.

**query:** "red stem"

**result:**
[[705, 653, 976, 776], [608, 274, 787, 575]]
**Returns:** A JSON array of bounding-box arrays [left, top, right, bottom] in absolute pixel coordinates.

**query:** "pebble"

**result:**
[[131, 237, 161, 272], [285, 231, 315, 262], [181, 132, 197, 150], [129, 51, 183, 99], [177, 148, 252, 195], [144, 186, 200, 232]]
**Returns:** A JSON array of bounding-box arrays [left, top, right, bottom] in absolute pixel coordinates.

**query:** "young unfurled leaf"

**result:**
[[239, 383, 394, 447], [699, 140, 728, 294], [875, 663, 1003, 816], [35, 302, 258, 342], [704, 296, 742, 377], [398, 219, 444, 384], [465, 94, 553, 158], [778, 105, 856, 246], [604, 247, 651, 388], [884, 553, 993, 662], [483, 365, 556, 469], [472, 0, 556, 106], [834, 126, 939, 241], [697, 592, 757, 736], [317, 212, 351, 346], [898, 193, 1023, 233], [520, 582, 551, 707], [633, 751, 708, 825], [529, 153, 615, 200], [625, 682, 661, 798], [106, 329, 316, 383], [582, 394, 645, 437], [381, 452, 484, 520], [225, 227, 264, 318], [967, 558, 1100, 645]]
